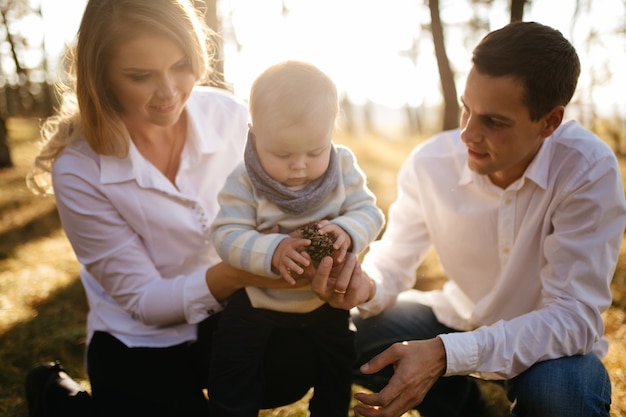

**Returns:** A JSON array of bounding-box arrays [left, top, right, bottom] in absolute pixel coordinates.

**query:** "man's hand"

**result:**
[[353, 338, 447, 417], [306, 253, 373, 309]]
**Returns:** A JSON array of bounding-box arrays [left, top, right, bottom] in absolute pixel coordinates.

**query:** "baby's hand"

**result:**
[[317, 220, 352, 264], [272, 237, 311, 284]]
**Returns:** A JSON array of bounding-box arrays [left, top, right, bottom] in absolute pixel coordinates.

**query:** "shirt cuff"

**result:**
[[439, 331, 479, 376], [356, 279, 383, 318], [183, 268, 224, 324]]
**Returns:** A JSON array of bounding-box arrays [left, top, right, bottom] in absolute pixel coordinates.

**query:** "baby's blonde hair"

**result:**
[[249, 61, 338, 132]]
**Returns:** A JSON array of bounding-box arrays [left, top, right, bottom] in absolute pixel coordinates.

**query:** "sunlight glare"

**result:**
[[223, 0, 429, 108], [32, 0, 626, 120]]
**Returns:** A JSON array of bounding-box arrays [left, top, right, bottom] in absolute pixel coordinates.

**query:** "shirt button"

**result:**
[[504, 197, 512, 205], [502, 247, 510, 254]]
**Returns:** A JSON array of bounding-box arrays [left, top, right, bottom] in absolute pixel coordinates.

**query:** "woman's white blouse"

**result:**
[[52, 87, 249, 348]]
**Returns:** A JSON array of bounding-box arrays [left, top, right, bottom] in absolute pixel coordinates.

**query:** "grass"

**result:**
[[0, 117, 625, 416]]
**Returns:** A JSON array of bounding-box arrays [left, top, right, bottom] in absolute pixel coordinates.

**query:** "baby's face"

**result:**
[[252, 116, 333, 189]]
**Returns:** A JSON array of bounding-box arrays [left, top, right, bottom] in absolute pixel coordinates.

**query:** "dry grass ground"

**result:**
[[0, 118, 624, 416]]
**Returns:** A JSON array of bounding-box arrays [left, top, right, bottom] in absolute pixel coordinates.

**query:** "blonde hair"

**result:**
[[28, 0, 216, 195], [249, 61, 338, 132]]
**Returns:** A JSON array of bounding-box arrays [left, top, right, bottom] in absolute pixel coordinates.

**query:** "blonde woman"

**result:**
[[27, 1, 367, 416]]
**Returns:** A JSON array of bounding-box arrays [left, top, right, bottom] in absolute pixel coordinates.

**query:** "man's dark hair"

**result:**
[[472, 21, 580, 121]]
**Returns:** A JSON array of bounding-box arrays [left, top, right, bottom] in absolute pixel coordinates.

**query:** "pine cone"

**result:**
[[300, 221, 336, 265]]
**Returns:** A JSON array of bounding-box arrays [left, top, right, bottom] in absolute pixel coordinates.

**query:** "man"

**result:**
[[348, 21, 626, 417]]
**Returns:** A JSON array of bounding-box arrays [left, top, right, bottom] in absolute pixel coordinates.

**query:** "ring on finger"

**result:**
[[333, 288, 347, 295]]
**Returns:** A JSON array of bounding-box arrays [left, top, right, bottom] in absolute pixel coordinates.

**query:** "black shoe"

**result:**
[[25, 361, 93, 417]]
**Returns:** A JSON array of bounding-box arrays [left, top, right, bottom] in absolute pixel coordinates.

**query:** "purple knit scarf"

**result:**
[[244, 134, 339, 215]]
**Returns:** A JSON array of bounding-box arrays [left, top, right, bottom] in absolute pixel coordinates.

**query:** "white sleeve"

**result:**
[[441, 156, 625, 378], [358, 148, 433, 317]]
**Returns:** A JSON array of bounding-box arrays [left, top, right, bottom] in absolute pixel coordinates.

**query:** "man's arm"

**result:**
[[441, 155, 626, 378]]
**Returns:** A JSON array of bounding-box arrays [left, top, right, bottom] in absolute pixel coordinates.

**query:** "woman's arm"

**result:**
[[205, 261, 309, 302]]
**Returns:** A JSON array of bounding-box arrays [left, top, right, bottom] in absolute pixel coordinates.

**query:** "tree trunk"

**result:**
[[510, 0, 526, 22], [429, 0, 459, 130], [0, 117, 13, 169], [35, 6, 54, 116]]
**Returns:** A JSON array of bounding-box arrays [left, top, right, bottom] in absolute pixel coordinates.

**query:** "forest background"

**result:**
[[0, 0, 625, 416]]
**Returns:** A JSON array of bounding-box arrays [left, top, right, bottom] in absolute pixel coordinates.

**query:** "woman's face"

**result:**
[[107, 34, 196, 130]]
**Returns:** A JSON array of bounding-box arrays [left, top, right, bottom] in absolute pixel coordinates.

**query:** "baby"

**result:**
[[208, 60, 384, 417]]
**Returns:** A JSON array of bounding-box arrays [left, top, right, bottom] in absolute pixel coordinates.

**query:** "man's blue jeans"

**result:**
[[351, 296, 612, 417]]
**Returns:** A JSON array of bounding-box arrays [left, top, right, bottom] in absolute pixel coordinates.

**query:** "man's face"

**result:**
[[460, 67, 551, 189]]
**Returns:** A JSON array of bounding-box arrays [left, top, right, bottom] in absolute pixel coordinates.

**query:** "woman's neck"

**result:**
[[126, 114, 188, 185]]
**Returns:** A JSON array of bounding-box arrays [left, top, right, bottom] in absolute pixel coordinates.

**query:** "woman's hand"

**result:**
[[306, 253, 375, 310]]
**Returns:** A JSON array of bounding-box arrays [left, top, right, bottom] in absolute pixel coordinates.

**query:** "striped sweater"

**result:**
[[211, 144, 385, 312]]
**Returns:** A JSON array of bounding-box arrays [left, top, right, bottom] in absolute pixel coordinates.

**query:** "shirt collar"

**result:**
[[523, 136, 552, 190], [182, 90, 227, 161], [458, 135, 553, 191], [99, 89, 227, 188], [100, 140, 172, 191]]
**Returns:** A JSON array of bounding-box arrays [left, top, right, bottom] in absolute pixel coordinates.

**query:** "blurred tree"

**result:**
[[0, 116, 9, 169], [510, 0, 527, 21], [0, 0, 53, 168], [428, 0, 459, 130], [195, 0, 227, 89]]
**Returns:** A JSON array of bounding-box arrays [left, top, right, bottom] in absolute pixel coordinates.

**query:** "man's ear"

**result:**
[[540, 105, 565, 138]]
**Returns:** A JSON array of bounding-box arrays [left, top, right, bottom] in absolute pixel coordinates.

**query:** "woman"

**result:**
[[27, 1, 369, 416]]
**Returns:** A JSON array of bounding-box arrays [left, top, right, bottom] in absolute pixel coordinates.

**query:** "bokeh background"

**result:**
[[1, 1, 625, 416]]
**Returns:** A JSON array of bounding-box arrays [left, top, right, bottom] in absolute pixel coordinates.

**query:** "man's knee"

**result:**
[[352, 299, 452, 355], [507, 354, 611, 417]]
